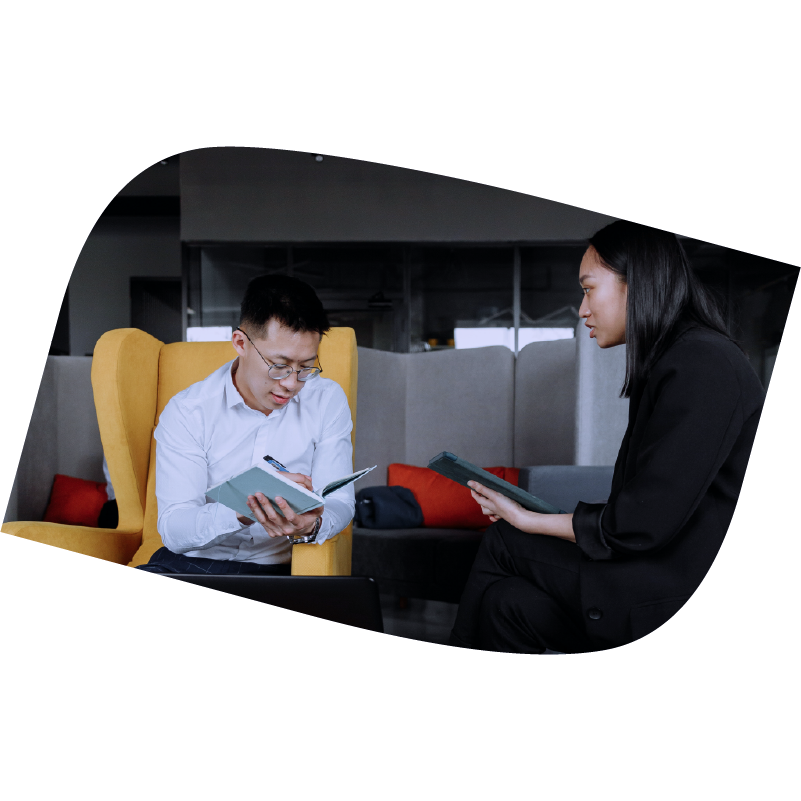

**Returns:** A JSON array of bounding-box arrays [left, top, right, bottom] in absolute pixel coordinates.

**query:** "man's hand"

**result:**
[[246, 492, 323, 538], [242, 473, 321, 538], [281, 472, 314, 492]]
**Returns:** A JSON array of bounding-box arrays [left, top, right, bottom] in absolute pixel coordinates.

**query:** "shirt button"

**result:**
[[587, 608, 603, 620]]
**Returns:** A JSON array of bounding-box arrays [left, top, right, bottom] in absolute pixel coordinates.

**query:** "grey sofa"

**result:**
[[351, 466, 615, 603]]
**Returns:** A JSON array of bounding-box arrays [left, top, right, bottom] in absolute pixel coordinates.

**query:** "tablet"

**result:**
[[427, 451, 565, 514]]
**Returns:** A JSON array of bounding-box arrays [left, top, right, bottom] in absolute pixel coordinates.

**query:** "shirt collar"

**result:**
[[225, 359, 244, 409]]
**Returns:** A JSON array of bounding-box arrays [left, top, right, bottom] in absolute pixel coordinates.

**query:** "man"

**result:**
[[137, 274, 355, 575]]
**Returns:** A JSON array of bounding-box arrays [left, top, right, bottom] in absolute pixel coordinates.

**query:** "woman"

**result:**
[[450, 221, 765, 653]]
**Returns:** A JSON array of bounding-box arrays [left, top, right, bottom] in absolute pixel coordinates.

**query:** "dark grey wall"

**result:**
[[69, 217, 181, 356], [180, 148, 616, 243]]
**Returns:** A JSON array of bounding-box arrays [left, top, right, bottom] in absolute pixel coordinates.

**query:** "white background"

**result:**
[[1, 2, 798, 799]]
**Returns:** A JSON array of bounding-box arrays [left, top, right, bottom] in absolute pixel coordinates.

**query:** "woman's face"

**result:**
[[578, 246, 628, 348]]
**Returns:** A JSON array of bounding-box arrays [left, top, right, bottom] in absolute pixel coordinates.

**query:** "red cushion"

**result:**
[[387, 463, 520, 529], [43, 474, 109, 527]]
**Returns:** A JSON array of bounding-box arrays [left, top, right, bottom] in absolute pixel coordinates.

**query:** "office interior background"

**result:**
[[52, 148, 796, 387], [29, 147, 800, 643]]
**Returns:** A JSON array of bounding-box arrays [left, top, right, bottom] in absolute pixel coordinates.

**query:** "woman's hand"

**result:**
[[468, 481, 524, 527], [468, 481, 576, 542]]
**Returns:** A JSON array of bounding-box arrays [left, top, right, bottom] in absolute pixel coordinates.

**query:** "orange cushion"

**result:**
[[43, 474, 109, 527], [387, 463, 520, 529]]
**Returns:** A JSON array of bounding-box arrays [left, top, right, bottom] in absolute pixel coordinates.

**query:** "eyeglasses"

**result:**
[[236, 328, 323, 381]]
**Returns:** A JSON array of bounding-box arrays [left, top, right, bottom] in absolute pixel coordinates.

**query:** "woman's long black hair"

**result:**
[[588, 220, 729, 398]]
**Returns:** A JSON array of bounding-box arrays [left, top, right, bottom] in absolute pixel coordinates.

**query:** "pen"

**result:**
[[263, 455, 289, 473]]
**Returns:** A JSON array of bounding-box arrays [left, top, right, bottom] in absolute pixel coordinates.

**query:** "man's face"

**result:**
[[232, 319, 322, 414]]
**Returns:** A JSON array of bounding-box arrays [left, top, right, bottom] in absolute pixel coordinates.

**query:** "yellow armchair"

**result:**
[[3, 327, 358, 575]]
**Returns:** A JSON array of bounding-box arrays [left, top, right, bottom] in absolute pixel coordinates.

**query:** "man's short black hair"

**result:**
[[239, 274, 330, 338]]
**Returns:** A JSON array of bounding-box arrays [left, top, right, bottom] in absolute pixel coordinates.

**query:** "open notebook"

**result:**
[[206, 462, 376, 518]]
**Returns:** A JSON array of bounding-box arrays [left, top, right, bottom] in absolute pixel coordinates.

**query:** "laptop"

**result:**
[[163, 574, 384, 633]]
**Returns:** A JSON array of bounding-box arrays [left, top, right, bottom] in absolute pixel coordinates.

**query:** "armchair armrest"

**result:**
[[2, 521, 142, 565], [291, 525, 352, 576]]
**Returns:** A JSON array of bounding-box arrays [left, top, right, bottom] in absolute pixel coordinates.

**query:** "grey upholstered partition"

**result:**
[[404, 346, 514, 467], [514, 337, 577, 466], [5, 356, 104, 523], [354, 345, 515, 487], [8, 359, 58, 523], [574, 322, 629, 466], [3, 479, 17, 525], [353, 348, 408, 489]]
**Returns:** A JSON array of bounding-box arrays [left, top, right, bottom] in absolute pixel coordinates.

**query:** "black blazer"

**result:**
[[572, 321, 765, 648]]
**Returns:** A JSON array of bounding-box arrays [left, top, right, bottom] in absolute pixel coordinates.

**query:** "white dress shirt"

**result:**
[[154, 359, 355, 564]]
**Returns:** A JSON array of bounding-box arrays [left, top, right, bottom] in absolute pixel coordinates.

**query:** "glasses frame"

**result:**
[[235, 327, 323, 382]]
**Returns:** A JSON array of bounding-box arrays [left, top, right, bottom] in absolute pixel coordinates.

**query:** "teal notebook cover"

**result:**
[[206, 464, 376, 519]]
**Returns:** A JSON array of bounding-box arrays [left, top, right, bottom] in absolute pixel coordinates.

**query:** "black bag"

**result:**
[[354, 486, 424, 529]]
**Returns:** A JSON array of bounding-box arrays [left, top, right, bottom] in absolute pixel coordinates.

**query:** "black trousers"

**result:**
[[450, 521, 597, 654], [136, 547, 292, 576]]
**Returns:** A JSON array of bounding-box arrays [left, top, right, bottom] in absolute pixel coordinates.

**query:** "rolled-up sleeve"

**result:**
[[573, 502, 614, 560], [573, 341, 745, 560]]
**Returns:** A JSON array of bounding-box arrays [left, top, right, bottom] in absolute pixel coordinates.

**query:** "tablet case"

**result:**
[[427, 451, 565, 515]]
